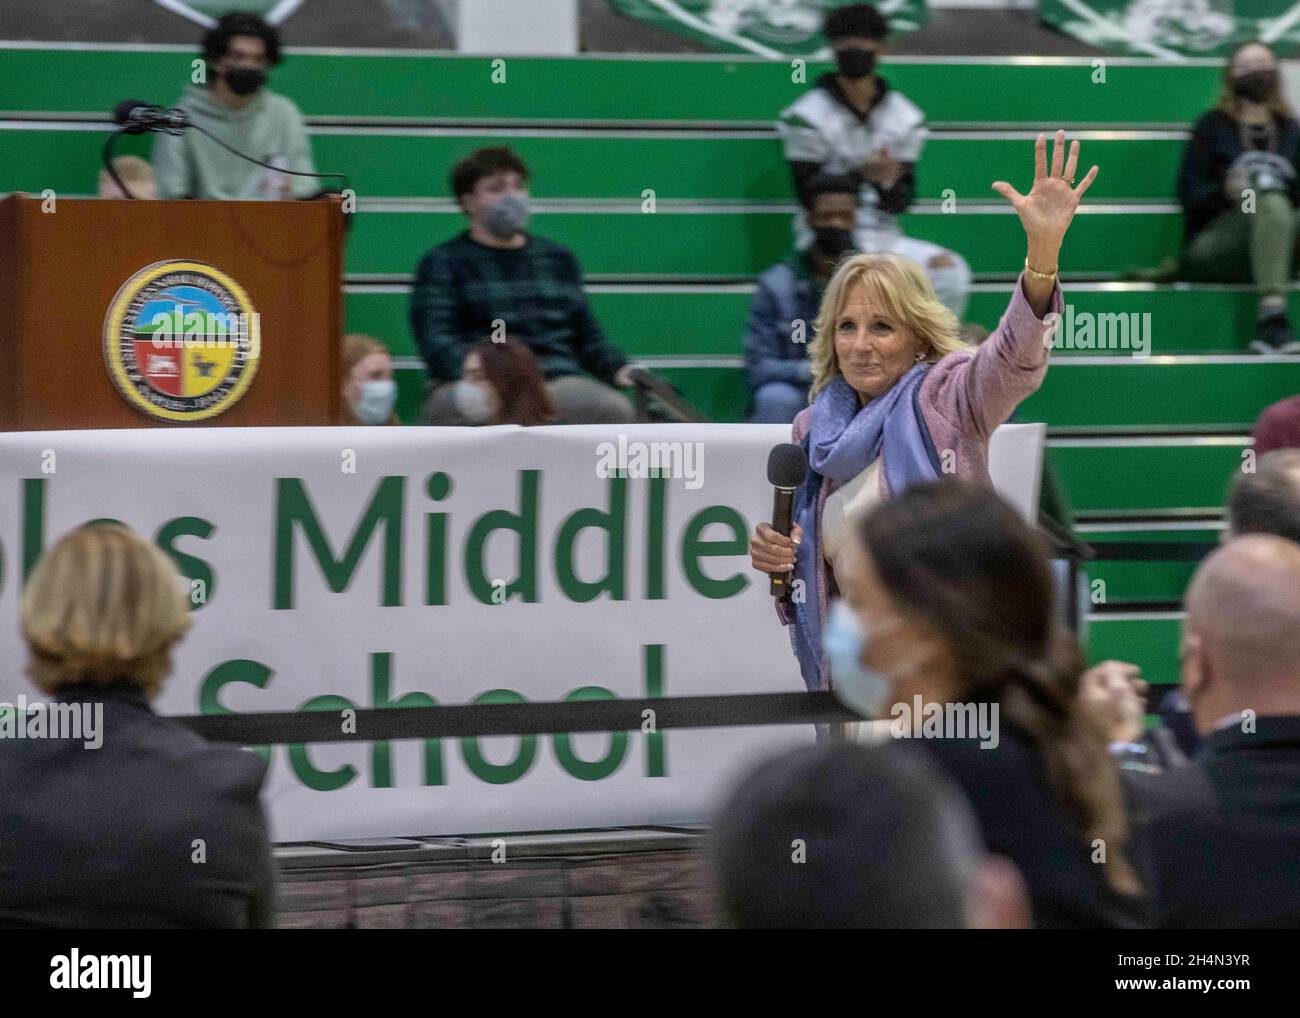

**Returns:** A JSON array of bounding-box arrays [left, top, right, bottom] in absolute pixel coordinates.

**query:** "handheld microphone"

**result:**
[[112, 99, 191, 135], [767, 443, 808, 598]]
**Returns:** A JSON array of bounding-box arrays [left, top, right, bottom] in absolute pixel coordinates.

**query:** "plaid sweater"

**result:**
[[409, 231, 627, 384]]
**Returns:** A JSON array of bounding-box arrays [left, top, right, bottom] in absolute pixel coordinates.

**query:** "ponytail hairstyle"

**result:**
[[856, 480, 1140, 897], [470, 336, 556, 427]]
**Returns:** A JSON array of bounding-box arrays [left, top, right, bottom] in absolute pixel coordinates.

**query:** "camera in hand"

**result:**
[[1238, 151, 1293, 194]]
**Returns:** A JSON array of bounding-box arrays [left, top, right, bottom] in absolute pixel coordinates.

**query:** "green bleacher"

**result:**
[[4, 44, 1287, 685]]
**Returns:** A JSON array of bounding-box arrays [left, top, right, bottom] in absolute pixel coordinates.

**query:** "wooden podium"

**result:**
[[0, 195, 343, 429]]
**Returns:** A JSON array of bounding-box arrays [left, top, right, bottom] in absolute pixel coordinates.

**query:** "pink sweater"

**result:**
[[777, 272, 1064, 688]]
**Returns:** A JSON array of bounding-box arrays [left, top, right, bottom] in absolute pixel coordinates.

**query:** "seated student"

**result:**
[[1251, 394, 1300, 453], [777, 3, 971, 318], [411, 147, 637, 426], [98, 155, 157, 199], [712, 742, 1030, 928], [830, 481, 1146, 927], [451, 337, 557, 426], [152, 12, 316, 200], [1177, 41, 1300, 353], [1128, 536, 1300, 928], [744, 173, 858, 423], [341, 334, 398, 425]]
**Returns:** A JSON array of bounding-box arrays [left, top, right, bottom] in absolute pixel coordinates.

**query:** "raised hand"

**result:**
[[992, 130, 1097, 269]]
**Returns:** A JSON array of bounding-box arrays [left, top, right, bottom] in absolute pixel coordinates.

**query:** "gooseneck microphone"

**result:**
[[103, 97, 349, 200], [113, 99, 190, 135], [767, 443, 809, 598]]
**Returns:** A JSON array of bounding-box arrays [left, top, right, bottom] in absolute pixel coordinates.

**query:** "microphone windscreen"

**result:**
[[112, 99, 149, 125], [767, 443, 808, 488]]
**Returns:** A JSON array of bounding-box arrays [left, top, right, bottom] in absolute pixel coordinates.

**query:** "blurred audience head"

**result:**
[[825, 4, 888, 81], [838, 480, 1137, 895], [712, 741, 1029, 928], [456, 337, 555, 426], [452, 147, 531, 240], [98, 156, 157, 200], [1181, 535, 1300, 735], [1218, 41, 1288, 118], [1227, 449, 1300, 545], [1251, 395, 1300, 456], [21, 523, 191, 699], [342, 334, 397, 425], [803, 172, 859, 265], [809, 252, 963, 400]]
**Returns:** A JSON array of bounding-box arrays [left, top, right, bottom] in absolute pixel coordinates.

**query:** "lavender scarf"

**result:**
[[790, 365, 942, 690]]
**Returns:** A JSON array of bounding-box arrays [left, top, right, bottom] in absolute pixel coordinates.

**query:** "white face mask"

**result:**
[[352, 379, 396, 425], [452, 378, 493, 424]]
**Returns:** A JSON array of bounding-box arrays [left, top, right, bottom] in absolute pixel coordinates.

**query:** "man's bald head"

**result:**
[[1182, 535, 1300, 731]]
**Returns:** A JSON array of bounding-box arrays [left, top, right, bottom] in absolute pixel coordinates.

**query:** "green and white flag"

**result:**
[[152, 0, 305, 29], [609, 0, 927, 58], [1040, 0, 1300, 59]]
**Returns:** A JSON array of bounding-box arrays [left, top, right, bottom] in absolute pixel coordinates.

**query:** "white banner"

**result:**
[[0, 424, 811, 842]]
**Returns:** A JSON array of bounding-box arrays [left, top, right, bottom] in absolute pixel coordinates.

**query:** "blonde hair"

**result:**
[[343, 333, 390, 375], [21, 524, 191, 697], [808, 252, 966, 401]]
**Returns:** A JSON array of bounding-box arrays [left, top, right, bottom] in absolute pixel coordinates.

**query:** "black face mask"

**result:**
[[813, 226, 854, 261], [834, 47, 876, 81], [223, 66, 267, 96], [1232, 70, 1277, 103]]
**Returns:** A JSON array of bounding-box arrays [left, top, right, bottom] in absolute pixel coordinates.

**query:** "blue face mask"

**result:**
[[823, 600, 893, 718], [353, 379, 396, 425]]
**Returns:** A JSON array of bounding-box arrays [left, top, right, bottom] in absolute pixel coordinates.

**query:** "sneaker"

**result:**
[[1251, 312, 1300, 354]]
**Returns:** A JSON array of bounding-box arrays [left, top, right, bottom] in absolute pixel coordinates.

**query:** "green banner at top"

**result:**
[[1040, 0, 1300, 59], [151, 0, 301, 27], [609, 0, 927, 58]]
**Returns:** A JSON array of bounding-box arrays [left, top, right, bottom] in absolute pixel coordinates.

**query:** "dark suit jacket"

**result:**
[[1127, 714, 1300, 929], [0, 683, 274, 928], [918, 720, 1146, 929]]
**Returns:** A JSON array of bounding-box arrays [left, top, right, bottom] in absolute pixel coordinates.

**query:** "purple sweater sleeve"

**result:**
[[924, 272, 1063, 437]]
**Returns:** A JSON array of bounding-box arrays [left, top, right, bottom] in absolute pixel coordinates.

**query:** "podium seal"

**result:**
[[104, 260, 261, 422]]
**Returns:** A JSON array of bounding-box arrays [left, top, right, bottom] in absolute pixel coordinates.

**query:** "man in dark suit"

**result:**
[[1129, 534, 1300, 928]]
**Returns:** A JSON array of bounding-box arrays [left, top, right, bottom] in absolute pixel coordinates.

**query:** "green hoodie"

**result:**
[[152, 83, 316, 200]]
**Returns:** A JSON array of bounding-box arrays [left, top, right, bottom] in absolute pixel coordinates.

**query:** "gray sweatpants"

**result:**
[[422, 374, 637, 425]]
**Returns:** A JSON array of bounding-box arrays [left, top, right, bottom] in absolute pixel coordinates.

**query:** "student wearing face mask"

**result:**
[[412, 147, 638, 426], [743, 174, 859, 423], [341, 334, 398, 426], [152, 13, 316, 201], [776, 3, 971, 318], [825, 481, 1147, 928], [1177, 41, 1300, 353], [439, 338, 557, 427]]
